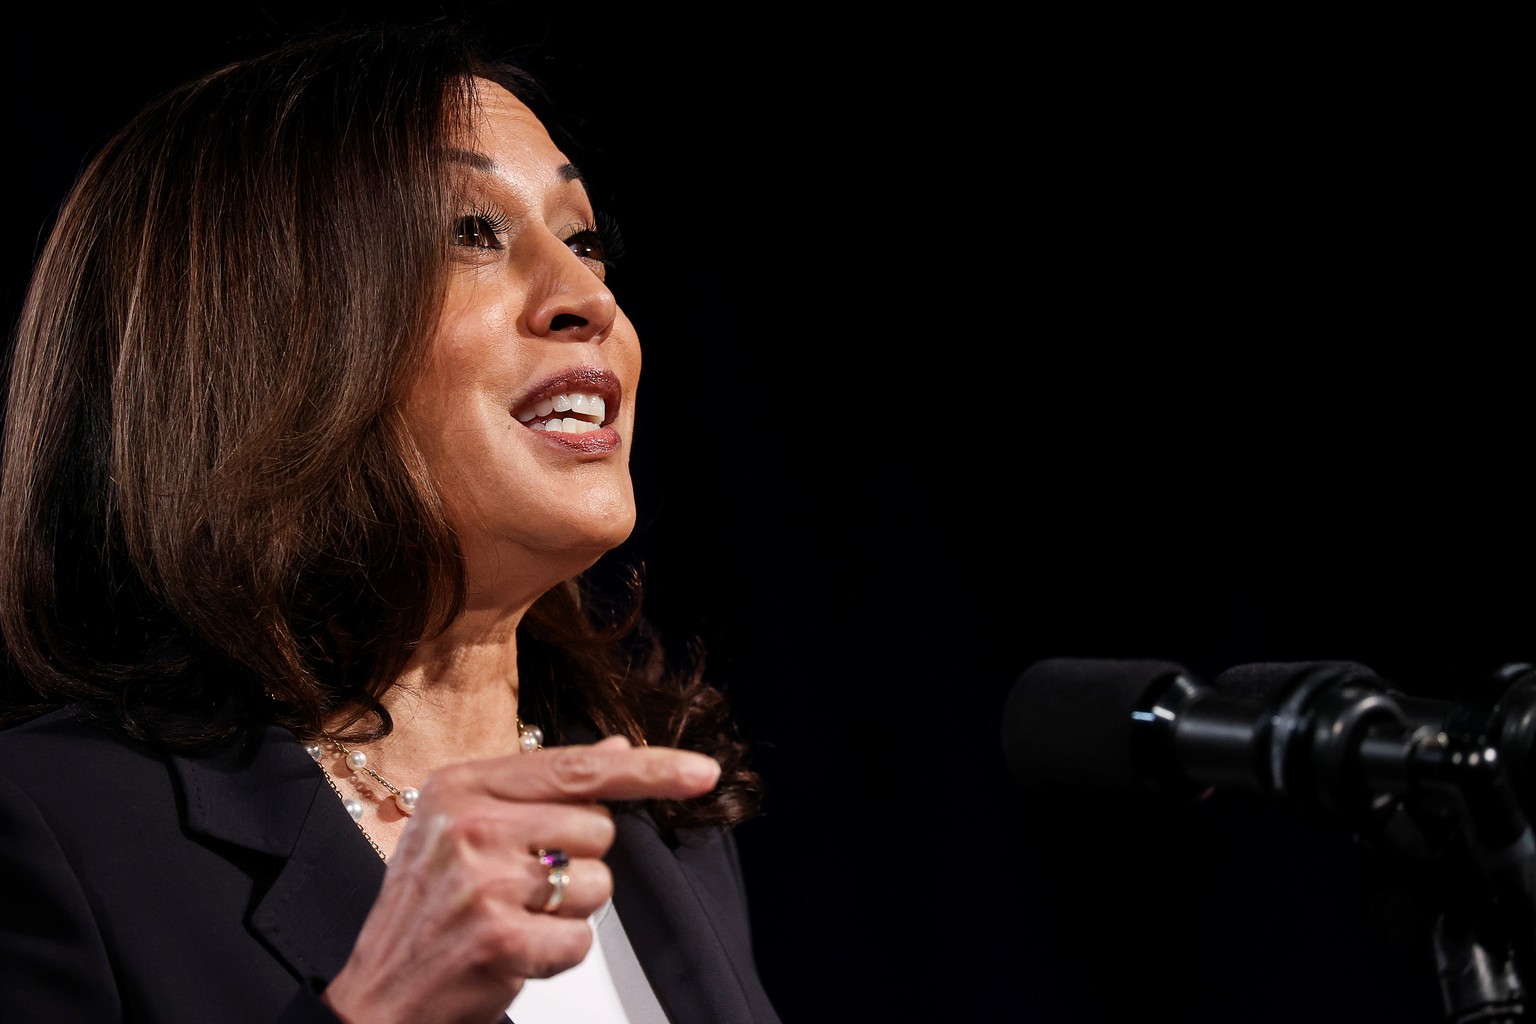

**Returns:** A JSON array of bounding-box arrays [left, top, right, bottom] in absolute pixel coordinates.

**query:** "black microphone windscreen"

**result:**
[[1003, 657, 1189, 793], [1213, 661, 1380, 704]]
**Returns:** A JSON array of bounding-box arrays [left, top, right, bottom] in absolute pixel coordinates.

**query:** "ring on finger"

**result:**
[[537, 848, 570, 913]]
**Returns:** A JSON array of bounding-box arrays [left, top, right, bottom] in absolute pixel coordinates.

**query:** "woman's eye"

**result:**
[[452, 214, 504, 250], [565, 215, 623, 279], [565, 230, 606, 267]]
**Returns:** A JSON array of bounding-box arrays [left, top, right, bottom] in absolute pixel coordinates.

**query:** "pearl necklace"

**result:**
[[305, 718, 545, 861]]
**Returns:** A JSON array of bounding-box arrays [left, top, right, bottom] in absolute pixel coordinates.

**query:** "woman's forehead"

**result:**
[[451, 79, 583, 198], [463, 78, 548, 142]]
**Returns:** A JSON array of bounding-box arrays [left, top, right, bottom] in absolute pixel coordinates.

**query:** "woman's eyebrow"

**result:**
[[445, 148, 586, 187], [446, 147, 495, 172]]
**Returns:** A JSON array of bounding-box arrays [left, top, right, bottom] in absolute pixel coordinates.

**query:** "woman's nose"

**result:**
[[524, 233, 617, 342]]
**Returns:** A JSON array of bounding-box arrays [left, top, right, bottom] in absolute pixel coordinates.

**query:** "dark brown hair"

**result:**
[[0, 21, 761, 833]]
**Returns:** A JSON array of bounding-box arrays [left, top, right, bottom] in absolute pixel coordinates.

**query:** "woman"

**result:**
[[0, 20, 779, 1024]]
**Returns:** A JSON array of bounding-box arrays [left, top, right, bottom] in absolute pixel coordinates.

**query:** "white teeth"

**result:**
[[570, 393, 605, 417], [515, 392, 606, 425], [529, 417, 600, 434]]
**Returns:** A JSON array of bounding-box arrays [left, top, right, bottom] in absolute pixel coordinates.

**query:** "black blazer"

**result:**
[[0, 707, 781, 1024]]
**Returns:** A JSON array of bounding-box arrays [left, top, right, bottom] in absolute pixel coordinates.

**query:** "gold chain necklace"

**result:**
[[306, 717, 545, 862]]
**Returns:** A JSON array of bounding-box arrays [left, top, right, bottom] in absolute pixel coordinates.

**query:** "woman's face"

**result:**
[[405, 79, 640, 601]]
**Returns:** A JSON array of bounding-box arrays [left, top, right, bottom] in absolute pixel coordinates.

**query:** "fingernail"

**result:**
[[681, 753, 721, 788]]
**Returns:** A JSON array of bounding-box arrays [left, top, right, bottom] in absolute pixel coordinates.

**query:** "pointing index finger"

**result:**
[[475, 739, 722, 803]]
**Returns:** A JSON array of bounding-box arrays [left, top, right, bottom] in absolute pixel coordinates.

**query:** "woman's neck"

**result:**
[[318, 612, 537, 859], [379, 617, 530, 768]]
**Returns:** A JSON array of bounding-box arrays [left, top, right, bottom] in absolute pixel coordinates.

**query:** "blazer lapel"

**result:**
[[172, 726, 386, 986], [608, 810, 776, 1024]]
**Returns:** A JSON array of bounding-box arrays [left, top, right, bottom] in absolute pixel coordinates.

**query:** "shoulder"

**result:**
[[0, 705, 167, 783], [0, 707, 310, 831], [0, 707, 326, 904], [0, 707, 185, 854]]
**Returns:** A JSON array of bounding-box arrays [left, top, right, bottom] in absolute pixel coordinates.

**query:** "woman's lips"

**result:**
[[528, 425, 621, 454], [511, 367, 620, 427], [511, 368, 623, 453]]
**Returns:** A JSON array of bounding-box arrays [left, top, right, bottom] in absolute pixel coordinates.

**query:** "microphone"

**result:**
[[1004, 655, 1536, 819], [1001, 657, 1424, 816], [1001, 657, 1197, 798]]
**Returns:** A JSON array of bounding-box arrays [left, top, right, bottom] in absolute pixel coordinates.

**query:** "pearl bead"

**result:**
[[343, 798, 364, 821], [346, 750, 368, 772], [395, 787, 419, 814], [520, 725, 544, 753]]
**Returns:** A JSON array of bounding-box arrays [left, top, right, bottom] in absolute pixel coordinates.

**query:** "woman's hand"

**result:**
[[321, 736, 720, 1024]]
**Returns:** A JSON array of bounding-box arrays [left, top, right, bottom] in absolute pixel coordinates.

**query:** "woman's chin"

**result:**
[[464, 527, 634, 598]]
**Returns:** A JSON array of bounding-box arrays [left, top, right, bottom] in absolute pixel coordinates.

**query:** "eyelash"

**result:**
[[451, 207, 626, 278], [452, 205, 511, 251]]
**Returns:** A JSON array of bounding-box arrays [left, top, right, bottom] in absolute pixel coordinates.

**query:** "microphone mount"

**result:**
[[1003, 658, 1536, 1023]]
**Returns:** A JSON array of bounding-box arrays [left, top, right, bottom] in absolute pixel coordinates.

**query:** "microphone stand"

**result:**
[[1416, 730, 1532, 1023], [1331, 680, 1536, 1023], [1007, 656, 1536, 1020]]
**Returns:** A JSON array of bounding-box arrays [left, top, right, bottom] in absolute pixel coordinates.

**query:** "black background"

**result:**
[[5, 6, 1526, 1022]]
